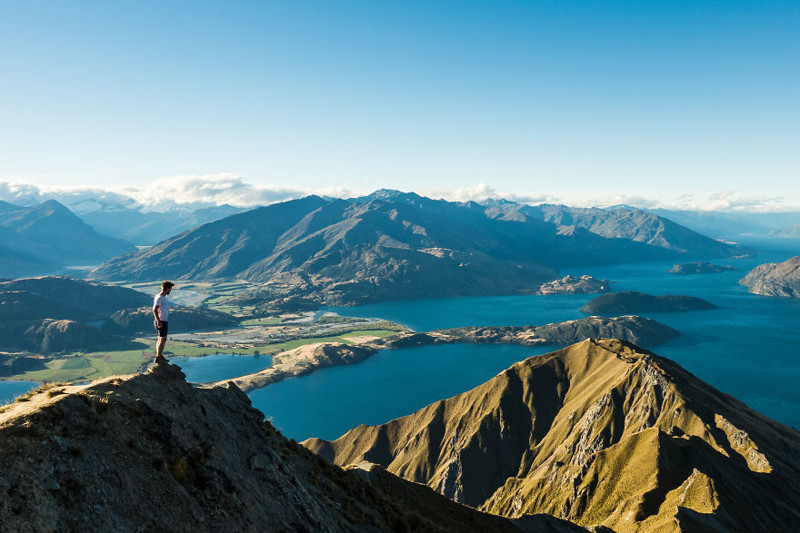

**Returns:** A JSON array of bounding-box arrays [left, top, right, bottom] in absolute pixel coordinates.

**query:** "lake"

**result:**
[[170, 353, 272, 384], [0, 380, 41, 405], [247, 251, 800, 439], [250, 343, 554, 441]]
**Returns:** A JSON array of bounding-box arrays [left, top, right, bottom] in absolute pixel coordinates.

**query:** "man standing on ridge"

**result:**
[[153, 280, 174, 365]]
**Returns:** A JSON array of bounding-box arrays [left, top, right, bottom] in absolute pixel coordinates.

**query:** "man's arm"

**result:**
[[153, 297, 162, 325]]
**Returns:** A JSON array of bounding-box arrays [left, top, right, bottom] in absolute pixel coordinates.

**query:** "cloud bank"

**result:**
[[0, 175, 796, 214]]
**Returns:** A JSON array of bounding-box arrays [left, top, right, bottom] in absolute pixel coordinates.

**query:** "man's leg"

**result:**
[[156, 336, 167, 358]]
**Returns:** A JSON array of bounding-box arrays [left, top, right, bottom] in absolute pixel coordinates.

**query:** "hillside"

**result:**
[[0, 277, 236, 353], [0, 364, 585, 532], [304, 339, 800, 532], [91, 191, 741, 307], [0, 200, 135, 277], [739, 256, 800, 297]]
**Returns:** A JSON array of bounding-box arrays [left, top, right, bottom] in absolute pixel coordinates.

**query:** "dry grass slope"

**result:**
[[304, 339, 800, 532]]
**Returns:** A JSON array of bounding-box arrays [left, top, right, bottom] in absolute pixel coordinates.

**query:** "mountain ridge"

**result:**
[[304, 338, 800, 532], [0, 363, 585, 532], [91, 192, 742, 308]]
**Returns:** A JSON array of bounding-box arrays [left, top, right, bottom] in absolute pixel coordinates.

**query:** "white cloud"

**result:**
[[0, 174, 316, 212], [131, 174, 309, 210], [423, 182, 554, 205], [1, 176, 797, 214]]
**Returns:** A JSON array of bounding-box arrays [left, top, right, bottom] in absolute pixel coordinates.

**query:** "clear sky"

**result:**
[[1, 1, 798, 210]]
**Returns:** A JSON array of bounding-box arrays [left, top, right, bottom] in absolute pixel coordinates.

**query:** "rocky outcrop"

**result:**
[[0, 364, 583, 532], [739, 256, 800, 297], [535, 275, 611, 295], [668, 261, 737, 275], [580, 291, 716, 314], [304, 339, 800, 532]]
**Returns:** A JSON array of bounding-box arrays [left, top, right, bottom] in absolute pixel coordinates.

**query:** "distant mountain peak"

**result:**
[[361, 189, 423, 203]]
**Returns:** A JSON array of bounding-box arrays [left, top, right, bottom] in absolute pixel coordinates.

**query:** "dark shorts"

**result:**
[[155, 321, 169, 338]]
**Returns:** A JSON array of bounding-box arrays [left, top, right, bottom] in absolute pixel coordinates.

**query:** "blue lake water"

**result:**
[[250, 343, 554, 441], [171, 354, 272, 384], [0, 381, 41, 405], [248, 250, 799, 439]]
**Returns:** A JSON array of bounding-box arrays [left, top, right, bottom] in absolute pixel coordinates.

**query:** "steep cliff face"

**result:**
[[304, 339, 800, 532], [0, 364, 583, 532], [739, 256, 800, 297]]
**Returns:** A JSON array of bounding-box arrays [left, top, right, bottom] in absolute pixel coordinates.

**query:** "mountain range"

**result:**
[[0, 200, 135, 278], [649, 208, 800, 241], [91, 191, 744, 308], [305, 338, 800, 532]]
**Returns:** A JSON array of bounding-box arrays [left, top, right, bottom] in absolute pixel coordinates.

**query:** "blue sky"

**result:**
[[1, 1, 798, 209]]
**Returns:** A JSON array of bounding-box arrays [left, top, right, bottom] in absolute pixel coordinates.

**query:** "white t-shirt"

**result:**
[[154, 293, 170, 321]]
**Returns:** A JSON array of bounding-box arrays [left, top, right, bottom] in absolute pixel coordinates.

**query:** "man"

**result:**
[[153, 280, 174, 365]]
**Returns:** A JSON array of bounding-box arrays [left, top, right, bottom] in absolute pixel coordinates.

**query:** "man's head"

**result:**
[[161, 280, 174, 294]]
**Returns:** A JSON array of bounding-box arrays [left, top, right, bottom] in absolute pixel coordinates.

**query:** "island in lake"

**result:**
[[535, 275, 611, 294], [668, 261, 738, 275], [580, 291, 717, 315]]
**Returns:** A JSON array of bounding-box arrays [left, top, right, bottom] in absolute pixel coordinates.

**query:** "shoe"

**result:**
[[154, 356, 169, 365]]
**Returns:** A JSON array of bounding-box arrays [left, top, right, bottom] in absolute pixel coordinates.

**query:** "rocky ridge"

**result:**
[[0, 364, 585, 532], [304, 339, 800, 532]]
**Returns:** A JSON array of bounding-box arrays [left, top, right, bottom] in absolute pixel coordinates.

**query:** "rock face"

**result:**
[[0, 364, 583, 532], [668, 261, 737, 275], [535, 275, 611, 295], [304, 339, 800, 532], [91, 191, 741, 307], [739, 256, 800, 297], [579, 291, 716, 314]]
